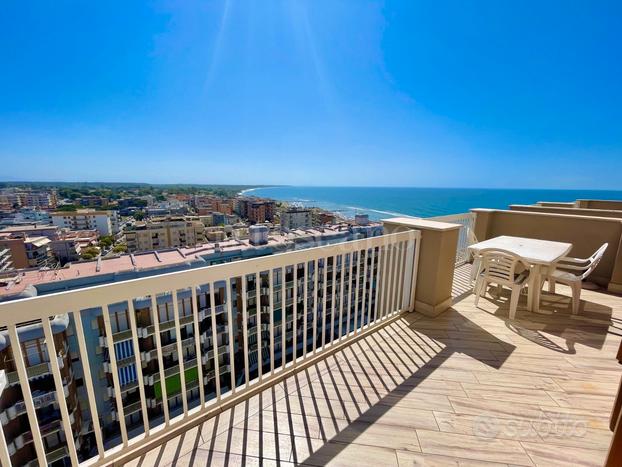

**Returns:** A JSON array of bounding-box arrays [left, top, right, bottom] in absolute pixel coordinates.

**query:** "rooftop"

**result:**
[[0, 222, 381, 299], [128, 264, 620, 467]]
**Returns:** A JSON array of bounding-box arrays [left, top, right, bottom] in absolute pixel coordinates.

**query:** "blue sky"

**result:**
[[1, 1, 621, 189]]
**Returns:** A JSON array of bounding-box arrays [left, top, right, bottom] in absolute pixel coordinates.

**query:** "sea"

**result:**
[[242, 186, 622, 221]]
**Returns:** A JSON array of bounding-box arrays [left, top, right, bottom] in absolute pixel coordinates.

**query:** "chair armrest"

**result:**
[[558, 256, 590, 265]]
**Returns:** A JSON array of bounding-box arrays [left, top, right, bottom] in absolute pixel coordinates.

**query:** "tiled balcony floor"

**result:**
[[127, 264, 621, 466]]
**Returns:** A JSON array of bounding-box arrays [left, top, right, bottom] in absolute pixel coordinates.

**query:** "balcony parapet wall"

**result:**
[[382, 217, 460, 317]]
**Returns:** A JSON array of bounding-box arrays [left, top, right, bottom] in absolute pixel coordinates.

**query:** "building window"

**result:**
[[117, 364, 137, 386], [114, 339, 134, 360]]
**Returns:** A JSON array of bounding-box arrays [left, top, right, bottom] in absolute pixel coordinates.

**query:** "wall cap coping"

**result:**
[[382, 217, 461, 232], [471, 208, 622, 224], [510, 204, 622, 216]]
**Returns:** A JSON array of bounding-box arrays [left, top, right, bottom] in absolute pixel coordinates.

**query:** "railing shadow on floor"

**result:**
[[298, 311, 515, 465], [126, 309, 517, 466]]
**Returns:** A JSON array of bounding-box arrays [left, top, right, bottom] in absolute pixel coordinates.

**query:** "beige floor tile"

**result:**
[[396, 449, 509, 466], [433, 411, 541, 442], [416, 429, 533, 465], [297, 440, 399, 466], [520, 441, 607, 467]]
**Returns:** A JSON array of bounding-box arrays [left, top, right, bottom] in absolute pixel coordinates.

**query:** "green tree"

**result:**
[[80, 246, 100, 260], [98, 235, 114, 248], [112, 244, 128, 254]]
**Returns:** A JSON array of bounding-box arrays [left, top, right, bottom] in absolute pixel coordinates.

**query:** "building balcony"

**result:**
[[1, 209, 621, 466]]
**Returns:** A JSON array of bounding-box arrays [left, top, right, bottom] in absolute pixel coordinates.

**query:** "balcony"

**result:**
[[0, 212, 620, 466], [123, 263, 620, 467]]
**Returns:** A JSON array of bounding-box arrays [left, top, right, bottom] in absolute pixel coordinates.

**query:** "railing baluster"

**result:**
[[8, 325, 48, 466], [255, 272, 262, 380], [330, 255, 337, 344], [346, 252, 354, 335], [150, 295, 170, 424], [388, 242, 398, 317], [366, 247, 376, 327], [353, 250, 361, 334], [42, 318, 79, 466], [281, 266, 286, 369], [379, 243, 390, 320], [359, 247, 369, 330], [208, 284, 221, 401], [398, 242, 408, 311], [312, 259, 319, 353], [373, 246, 383, 322], [0, 422, 11, 467], [225, 279, 236, 392], [269, 269, 275, 374], [242, 276, 250, 387], [73, 310, 105, 459], [102, 305, 128, 446], [127, 299, 149, 435], [292, 264, 298, 366], [321, 257, 328, 349], [303, 262, 308, 358], [391, 242, 402, 314], [172, 290, 188, 415], [338, 253, 346, 340], [191, 287, 205, 407]]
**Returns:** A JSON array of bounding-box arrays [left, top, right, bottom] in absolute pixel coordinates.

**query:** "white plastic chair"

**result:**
[[545, 243, 608, 315], [474, 249, 530, 320], [467, 228, 482, 284]]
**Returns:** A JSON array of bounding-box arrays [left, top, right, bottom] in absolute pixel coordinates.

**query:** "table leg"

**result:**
[[533, 265, 542, 313], [527, 266, 535, 312]]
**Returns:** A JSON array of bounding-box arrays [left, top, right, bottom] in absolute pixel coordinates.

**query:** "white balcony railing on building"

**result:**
[[0, 231, 420, 466], [428, 212, 475, 265]]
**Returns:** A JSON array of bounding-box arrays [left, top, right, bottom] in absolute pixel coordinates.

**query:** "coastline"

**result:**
[[242, 186, 622, 221]]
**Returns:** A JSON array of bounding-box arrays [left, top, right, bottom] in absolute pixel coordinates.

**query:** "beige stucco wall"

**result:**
[[576, 200, 622, 211], [510, 204, 622, 219], [383, 217, 460, 316], [472, 209, 622, 292]]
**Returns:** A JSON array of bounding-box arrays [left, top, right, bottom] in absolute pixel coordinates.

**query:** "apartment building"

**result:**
[[247, 200, 275, 224], [0, 247, 13, 272], [280, 207, 312, 230], [50, 230, 98, 264], [77, 196, 109, 208], [0, 225, 61, 240], [0, 315, 87, 466], [51, 209, 120, 236], [0, 234, 54, 269], [124, 216, 206, 252], [0, 209, 52, 226], [0, 189, 58, 210]]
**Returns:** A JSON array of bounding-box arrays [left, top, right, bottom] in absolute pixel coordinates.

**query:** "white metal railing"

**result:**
[[428, 212, 475, 266], [0, 230, 420, 466]]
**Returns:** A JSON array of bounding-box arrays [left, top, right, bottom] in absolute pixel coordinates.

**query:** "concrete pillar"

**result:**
[[382, 217, 460, 317]]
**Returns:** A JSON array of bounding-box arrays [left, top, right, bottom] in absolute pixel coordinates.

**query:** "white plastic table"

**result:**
[[468, 235, 573, 313]]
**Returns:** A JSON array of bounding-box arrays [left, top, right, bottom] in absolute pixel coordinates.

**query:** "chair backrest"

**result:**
[[581, 243, 608, 280], [479, 248, 526, 286], [467, 227, 478, 246]]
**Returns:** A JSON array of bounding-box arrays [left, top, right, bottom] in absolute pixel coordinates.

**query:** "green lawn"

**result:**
[[154, 365, 199, 399]]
